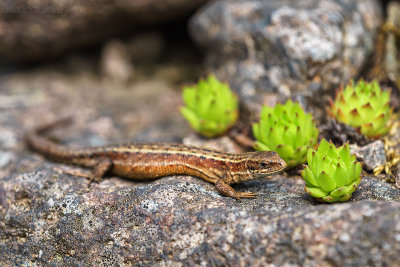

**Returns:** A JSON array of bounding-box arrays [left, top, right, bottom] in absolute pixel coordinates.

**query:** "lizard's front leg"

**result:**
[[215, 177, 257, 200]]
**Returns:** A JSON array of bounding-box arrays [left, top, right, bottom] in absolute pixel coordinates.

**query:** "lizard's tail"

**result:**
[[30, 117, 73, 135], [25, 117, 80, 161]]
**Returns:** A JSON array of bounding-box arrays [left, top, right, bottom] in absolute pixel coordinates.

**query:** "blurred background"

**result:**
[[0, 0, 209, 145], [0, 0, 399, 144]]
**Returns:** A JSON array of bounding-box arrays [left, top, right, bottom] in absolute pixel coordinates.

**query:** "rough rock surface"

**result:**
[[189, 0, 382, 113], [2, 170, 400, 265], [1, 44, 400, 265], [0, 0, 207, 62], [350, 140, 386, 171]]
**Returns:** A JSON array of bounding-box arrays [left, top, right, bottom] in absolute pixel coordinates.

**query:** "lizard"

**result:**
[[25, 118, 287, 199]]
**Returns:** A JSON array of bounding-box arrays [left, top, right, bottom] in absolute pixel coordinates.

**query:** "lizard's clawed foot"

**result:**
[[215, 179, 258, 200], [87, 175, 103, 188]]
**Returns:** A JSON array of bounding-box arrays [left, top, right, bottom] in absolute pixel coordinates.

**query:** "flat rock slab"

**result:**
[[1, 170, 400, 265]]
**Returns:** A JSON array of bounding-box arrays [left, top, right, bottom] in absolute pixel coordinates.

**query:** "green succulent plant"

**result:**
[[330, 79, 393, 137], [180, 75, 238, 137], [301, 139, 362, 203], [252, 100, 319, 168]]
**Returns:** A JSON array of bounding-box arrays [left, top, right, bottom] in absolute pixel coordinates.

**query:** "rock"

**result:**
[[183, 133, 243, 153], [350, 140, 386, 171], [396, 162, 400, 189], [1, 169, 400, 265], [0, 128, 18, 150], [189, 0, 383, 113], [320, 118, 371, 146], [0, 150, 13, 168], [126, 32, 165, 63], [101, 40, 133, 83], [1, 38, 399, 265], [0, 0, 208, 63], [384, 2, 400, 92]]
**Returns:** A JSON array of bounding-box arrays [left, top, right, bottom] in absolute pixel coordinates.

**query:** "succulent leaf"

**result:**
[[330, 79, 393, 137], [180, 75, 238, 137], [330, 186, 347, 197], [305, 186, 329, 198], [252, 100, 319, 168], [301, 139, 362, 203], [317, 171, 336, 192], [301, 166, 318, 187], [180, 107, 200, 130], [334, 163, 347, 188], [254, 141, 272, 151]]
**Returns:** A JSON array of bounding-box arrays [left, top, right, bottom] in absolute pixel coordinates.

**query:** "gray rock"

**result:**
[[1, 170, 400, 265], [396, 162, 400, 189], [0, 150, 13, 167], [126, 32, 165, 63], [101, 40, 134, 83], [350, 140, 386, 171], [1, 47, 399, 265], [189, 0, 382, 113], [0, 128, 18, 150], [0, 0, 208, 62], [183, 133, 243, 153]]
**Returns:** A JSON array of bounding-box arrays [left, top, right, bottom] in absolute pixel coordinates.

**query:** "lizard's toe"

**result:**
[[237, 192, 257, 199]]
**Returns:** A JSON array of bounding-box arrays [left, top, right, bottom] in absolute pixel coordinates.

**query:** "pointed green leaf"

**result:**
[[334, 163, 348, 188], [330, 186, 347, 197], [293, 146, 307, 163], [311, 151, 321, 175], [301, 165, 318, 187], [339, 143, 351, 166], [180, 107, 200, 130], [252, 123, 261, 140], [182, 87, 197, 108], [316, 171, 336, 192], [253, 141, 272, 152], [317, 139, 330, 158], [322, 195, 340, 203], [337, 194, 352, 202], [305, 186, 329, 198], [355, 162, 362, 180], [276, 144, 294, 161], [269, 128, 283, 147], [326, 143, 339, 159], [307, 147, 313, 166], [347, 161, 358, 184]]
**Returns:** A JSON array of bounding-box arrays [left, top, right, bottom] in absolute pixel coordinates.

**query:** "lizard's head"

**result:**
[[245, 151, 287, 178]]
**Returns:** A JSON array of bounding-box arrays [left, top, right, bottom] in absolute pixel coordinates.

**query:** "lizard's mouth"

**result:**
[[254, 164, 287, 178]]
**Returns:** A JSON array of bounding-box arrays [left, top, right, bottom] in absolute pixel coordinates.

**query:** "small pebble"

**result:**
[[350, 140, 386, 171]]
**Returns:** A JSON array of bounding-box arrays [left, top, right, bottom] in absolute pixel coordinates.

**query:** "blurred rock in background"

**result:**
[[0, 0, 208, 63], [189, 0, 382, 114], [101, 40, 133, 83]]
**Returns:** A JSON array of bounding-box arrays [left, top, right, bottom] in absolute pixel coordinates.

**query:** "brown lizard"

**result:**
[[26, 118, 287, 199]]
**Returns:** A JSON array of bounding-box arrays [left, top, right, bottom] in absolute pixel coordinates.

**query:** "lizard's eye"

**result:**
[[260, 162, 269, 168]]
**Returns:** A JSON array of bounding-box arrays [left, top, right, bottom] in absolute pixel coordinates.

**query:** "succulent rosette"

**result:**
[[330, 80, 393, 137], [301, 139, 362, 203], [252, 100, 319, 168], [180, 75, 238, 137]]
